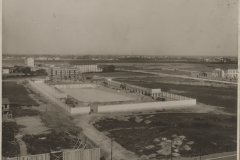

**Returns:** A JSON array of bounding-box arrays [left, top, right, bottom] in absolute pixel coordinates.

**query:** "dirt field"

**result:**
[[2, 121, 21, 158], [35, 82, 63, 95], [93, 113, 237, 159], [15, 116, 51, 135], [61, 88, 134, 103]]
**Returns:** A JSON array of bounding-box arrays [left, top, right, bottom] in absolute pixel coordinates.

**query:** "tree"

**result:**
[[21, 67, 31, 74], [102, 65, 115, 72]]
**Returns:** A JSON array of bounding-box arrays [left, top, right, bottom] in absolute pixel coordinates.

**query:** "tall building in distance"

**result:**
[[25, 57, 34, 67]]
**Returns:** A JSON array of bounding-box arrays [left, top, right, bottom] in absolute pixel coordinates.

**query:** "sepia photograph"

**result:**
[[1, 0, 238, 160]]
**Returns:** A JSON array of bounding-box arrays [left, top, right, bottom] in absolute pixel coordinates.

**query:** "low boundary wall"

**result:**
[[29, 80, 196, 115], [97, 99, 196, 113], [29, 80, 71, 114], [3, 148, 100, 160], [54, 84, 98, 89], [161, 91, 192, 100]]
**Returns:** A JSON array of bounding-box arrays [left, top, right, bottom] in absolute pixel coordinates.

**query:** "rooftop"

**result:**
[[2, 98, 10, 104]]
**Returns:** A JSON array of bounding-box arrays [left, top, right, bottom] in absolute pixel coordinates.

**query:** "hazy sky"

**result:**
[[3, 0, 238, 56]]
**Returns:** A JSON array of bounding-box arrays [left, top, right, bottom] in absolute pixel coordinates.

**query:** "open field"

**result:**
[[61, 88, 134, 103], [94, 113, 237, 159], [2, 81, 39, 106], [10, 105, 39, 118], [146, 70, 191, 76], [16, 116, 51, 135], [112, 63, 238, 72], [22, 131, 75, 155], [82, 71, 154, 77], [35, 83, 63, 95], [115, 78, 237, 114], [2, 121, 20, 157]]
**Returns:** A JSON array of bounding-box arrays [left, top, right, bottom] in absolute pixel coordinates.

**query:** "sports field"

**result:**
[[61, 88, 134, 102]]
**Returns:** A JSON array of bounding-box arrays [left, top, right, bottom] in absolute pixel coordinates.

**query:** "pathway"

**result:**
[[18, 136, 28, 156], [75, 115, 139, 160]]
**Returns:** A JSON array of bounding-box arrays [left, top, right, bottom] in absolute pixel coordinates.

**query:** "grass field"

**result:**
[[94, 113, 237, 159], [2, 121, 20, 157], [10, 105, 39, 118], [23, 130, 77, 155], [147, 70, 191, 75], [115, 78, 237, 114], [82, 71, 154, 77], [2, 81, 39, 106]]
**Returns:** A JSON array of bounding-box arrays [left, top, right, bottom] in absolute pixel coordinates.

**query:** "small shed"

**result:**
[[2, 98, 10, 110]]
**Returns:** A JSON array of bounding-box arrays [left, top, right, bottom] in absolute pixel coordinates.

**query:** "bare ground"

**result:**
[[73, 102, 231, 160]]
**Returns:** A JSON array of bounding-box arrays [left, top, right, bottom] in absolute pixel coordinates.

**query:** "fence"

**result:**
[[29, 80, 71, 114], [161, 91, 193, 100], [54, 84, 98, 89], [3, 148, 100, 160]]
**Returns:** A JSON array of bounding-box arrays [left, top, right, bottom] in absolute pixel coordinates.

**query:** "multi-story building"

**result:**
[[75, 65, 102, 73], [212, 69, 224, 78], [50, 67, 80, 79], [225, 69, 238, 78], [25, 57, 34, 67]]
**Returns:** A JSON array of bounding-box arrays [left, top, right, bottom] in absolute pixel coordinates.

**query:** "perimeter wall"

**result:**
[[97, 99, 196, 113], [2, 148, 100, 160], [54, 84, 98, 89], [29, 80, 72, 114], [29, 80, 196, 115]]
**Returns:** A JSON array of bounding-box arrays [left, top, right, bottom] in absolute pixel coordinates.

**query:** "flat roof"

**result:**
[[2, 98, 10, 104]]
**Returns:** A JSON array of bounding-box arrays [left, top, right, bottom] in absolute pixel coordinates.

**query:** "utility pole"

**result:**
[[170, 139, 172, 160], [111, 138, 115, 160]]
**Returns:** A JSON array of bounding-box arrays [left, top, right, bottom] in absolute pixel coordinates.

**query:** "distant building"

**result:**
[[2, 98, 12, 118], [2, 69, 9, 74], [25, 57, 34, 67], [50, 67, 80, 80], [225, 69, 238, 79], [76, 65, 102, 73], [212, 69, 224, 78], [37, 57, 48, 60]]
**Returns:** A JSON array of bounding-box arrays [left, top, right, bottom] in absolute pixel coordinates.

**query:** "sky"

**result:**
[[3, 0, 238, 56]]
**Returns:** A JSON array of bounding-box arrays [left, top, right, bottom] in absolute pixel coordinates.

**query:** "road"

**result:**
[[125, 70, 237, 85], [75, 115, 139, 160], [205, 154, 237, 160]]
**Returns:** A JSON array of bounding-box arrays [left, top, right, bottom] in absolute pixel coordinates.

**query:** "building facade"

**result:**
[[25, 58, 34, 67], [212, 69, 224, 78], [50, 67, 80, 79], [2, 69, 9, 74], [75, 65, 102, 73], [225, 69, 238, 79]]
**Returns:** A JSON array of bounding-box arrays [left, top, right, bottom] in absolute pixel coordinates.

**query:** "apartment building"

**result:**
[[75, 65, 102, 73], [25, 57, 34, 67], [50, 67, 80, 79]]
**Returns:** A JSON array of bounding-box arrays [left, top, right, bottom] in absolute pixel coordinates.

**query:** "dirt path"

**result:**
[[75, 114, 139, 160], [19, 140, 28, 156]]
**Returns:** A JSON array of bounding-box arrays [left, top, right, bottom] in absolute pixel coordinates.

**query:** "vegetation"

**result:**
[[2, 81, 38, 106], [2, 122, 20, 157], [23, 130, 78, 155], [115, 78, 237, 113], [94, 113, 237, 158], [102, 65, 116, 72]]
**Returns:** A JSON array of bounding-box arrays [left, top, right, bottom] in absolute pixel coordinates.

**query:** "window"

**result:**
[[5, 105, 8, 109]]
